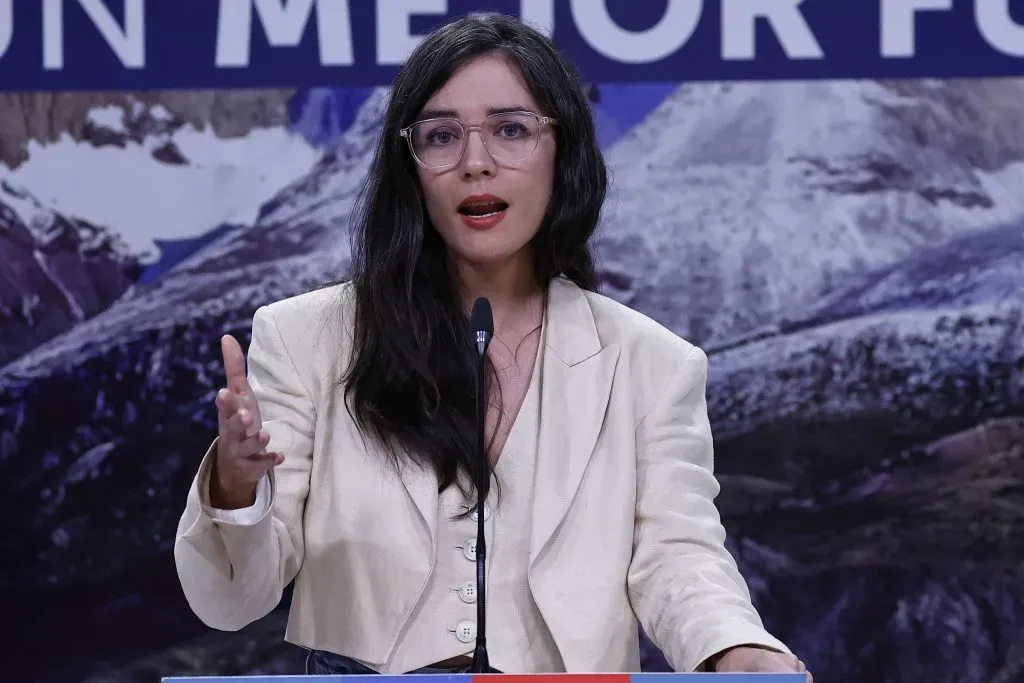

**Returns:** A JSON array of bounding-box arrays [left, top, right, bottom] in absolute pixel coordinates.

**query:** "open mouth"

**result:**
[[458, 200, 509, 218]]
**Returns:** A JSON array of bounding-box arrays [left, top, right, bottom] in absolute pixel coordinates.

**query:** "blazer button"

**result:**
[[457, 581, 477, 603], [455, 620, 477, 644], [462, 538, 477, 561], [470, 503, 491, 521]]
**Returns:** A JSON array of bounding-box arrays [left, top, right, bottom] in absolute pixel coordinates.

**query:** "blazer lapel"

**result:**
[[529, 278, 620, 565], [398, 458, 439, 549]]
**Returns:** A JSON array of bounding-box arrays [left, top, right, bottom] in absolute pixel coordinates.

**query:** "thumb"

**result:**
[[220, 334, 250, 394]]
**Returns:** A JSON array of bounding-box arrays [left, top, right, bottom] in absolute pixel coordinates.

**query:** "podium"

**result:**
[[163, 675, 808, 682]]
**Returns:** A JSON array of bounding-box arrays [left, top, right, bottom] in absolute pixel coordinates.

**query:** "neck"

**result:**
[[454, 252, 543, 329]]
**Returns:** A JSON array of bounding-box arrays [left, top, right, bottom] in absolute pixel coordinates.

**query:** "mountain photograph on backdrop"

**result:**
[[0, 78, 1022, 683]]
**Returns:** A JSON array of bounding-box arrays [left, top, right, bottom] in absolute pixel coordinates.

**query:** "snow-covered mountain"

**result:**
[[0, 181, 142, 367], [594, 78, 1024, 348], [0, 94, 320, 367], [0, 88, 387, 386], [3, 98, 320, 262], [794, 220, 1024, 327]]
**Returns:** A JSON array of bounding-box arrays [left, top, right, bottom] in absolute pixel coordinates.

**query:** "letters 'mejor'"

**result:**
[[0, 0, 1021, 88]]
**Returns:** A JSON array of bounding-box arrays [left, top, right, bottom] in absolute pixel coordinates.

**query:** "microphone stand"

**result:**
[[471, 326, 491, 673]]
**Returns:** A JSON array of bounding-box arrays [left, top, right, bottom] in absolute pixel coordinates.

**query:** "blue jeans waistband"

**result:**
[[305, 649, 502, 675]]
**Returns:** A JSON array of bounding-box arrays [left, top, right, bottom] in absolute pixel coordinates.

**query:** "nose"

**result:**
[[460, 128, 495, 177]]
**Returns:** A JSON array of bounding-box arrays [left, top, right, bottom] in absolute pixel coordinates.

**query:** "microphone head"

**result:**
[[470, 297, 493, 336]]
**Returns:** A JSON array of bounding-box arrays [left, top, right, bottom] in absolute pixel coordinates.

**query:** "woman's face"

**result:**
[[411, 54, 557, 273]]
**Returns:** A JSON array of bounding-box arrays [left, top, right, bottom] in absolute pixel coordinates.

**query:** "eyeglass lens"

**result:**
[[408, 113, 542, 168]]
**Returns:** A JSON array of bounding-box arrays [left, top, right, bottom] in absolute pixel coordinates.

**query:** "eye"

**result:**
[[428, 130, 456, 145], [417, 120, 463, 147], [497, 122, 527, 138]]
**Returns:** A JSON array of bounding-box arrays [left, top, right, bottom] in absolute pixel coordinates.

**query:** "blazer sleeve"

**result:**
[[626, 344, 790, 672], [173, 304, 315, 631]]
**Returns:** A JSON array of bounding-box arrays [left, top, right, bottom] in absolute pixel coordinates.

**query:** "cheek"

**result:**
[[522, 180, 552, 226], [523, 149, 556, 218], [417, 172, 448, 222]]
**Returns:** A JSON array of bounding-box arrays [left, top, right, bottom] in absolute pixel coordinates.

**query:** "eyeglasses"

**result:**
[[399, 111, 557, 170]]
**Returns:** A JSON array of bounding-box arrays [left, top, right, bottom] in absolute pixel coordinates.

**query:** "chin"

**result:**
[[446, 227, 532, 266], [454, 246, 523, 267]]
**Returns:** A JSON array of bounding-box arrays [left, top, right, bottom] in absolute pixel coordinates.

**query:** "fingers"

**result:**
[[765, 653, 805, 674], [245, 449, 283, 465], [226, 406, 262, 440], [256, 451, 286, 467], [235, 451, 285, 484], [795, 656, 811, 682], [215, 388, 240, 419], [212, 332, 282, 497], [218, 430, 281, 470], [217, 336, 264, 445], [233, 429, 271, 458], [216, 391, 257, 437], [221, 334, 250, 395]]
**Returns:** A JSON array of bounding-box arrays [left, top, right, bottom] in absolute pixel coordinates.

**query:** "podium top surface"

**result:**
[[163, 674, 808, 681]]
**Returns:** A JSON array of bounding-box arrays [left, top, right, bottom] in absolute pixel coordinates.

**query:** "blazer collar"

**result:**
[[397, 277, 621, 567], [543, 276, 604, 367], [528, 277, 621, 566]]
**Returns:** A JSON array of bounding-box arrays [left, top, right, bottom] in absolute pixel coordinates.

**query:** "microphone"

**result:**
[[468, 297, 493, 674]]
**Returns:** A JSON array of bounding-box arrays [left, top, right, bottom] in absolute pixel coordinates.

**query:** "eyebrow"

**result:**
[[416, 105, 534, 121]]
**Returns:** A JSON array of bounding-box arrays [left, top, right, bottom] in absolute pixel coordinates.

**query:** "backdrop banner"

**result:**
[[0, 2, 1022, 683], [2, 0, 1024, 90]]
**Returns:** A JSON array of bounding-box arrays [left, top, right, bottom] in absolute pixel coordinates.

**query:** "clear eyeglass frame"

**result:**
[[399, 111, 558, 170]]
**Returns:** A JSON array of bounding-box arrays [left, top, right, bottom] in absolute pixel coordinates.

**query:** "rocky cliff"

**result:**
[[0, 89, 295, 168]]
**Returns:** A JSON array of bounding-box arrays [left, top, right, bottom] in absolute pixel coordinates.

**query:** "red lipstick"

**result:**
[[457, 194, 509, 230]]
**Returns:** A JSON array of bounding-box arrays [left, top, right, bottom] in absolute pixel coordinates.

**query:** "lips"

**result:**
[[458, 194, 509, 217], [457, 194, 509, 230]]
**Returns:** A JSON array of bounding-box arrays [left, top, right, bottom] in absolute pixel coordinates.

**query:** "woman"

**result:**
[[174, 12, 811, 679]]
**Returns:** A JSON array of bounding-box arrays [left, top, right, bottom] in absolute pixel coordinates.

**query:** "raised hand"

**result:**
[[211, 334, 284, 508]]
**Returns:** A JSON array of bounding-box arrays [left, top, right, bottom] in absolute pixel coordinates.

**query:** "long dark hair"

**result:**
[[344, 12, 607, 498]]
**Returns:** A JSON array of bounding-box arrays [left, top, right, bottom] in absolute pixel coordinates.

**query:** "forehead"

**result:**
[[420, 54, 540, 120]]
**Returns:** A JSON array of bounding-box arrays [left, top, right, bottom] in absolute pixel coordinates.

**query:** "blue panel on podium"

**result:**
[[162, 674, 808, 682]]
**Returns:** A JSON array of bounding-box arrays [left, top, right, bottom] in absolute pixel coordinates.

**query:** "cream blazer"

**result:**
[[174, 277, 790, 673]]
